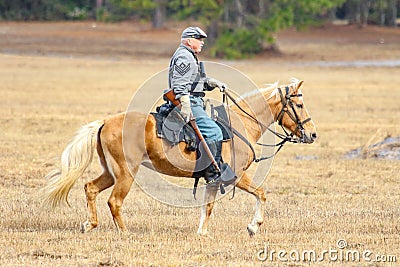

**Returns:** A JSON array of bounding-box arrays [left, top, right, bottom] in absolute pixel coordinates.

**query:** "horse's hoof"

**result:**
[[81, 221, 91, 233], [197, 232, 213, 239], [247, 224, 257, 237], [197, 229, 208, 236]]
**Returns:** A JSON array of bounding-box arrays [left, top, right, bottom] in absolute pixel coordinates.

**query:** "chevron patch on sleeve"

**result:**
[[174, 62, 190, 76]]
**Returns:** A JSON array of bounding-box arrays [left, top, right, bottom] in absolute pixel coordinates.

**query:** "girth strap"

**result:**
[[216, 116, 257, 163]]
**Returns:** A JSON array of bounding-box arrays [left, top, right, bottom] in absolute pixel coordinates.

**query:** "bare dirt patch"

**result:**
[[267, 24, 400, 61], [346, 135, 400, 160], [1, 21, 399, 61]]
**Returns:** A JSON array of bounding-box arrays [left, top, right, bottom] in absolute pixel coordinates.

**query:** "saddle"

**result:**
[[152, 103, 197, 150], [153, 102, 237, 196], [152, 102, 233, 151]]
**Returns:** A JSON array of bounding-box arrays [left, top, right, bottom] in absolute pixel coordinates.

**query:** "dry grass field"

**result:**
[[1, 22, 400, 266]]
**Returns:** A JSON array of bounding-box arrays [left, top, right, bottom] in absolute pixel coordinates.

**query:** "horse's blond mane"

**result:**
[[238, 78, 301, 102], [259, 82, 279, 100], [236, 82, 278, 102]]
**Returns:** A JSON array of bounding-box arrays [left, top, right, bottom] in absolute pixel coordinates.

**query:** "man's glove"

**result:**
[[206, 78, 227, 92], [179, 95, 191, 122]]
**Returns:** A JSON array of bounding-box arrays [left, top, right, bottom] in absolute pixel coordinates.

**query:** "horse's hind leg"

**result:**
[[107, 163, 137, 232], [81, 170, 114, 233], [197, 185, 219, 236], [236, 172, 267, 237]]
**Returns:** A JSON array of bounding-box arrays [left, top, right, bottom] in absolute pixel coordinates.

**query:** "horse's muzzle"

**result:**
[[300, 129, 317, 144]]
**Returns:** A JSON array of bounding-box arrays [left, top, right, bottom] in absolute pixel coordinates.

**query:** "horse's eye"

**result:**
[[297, 104, 303, 108]]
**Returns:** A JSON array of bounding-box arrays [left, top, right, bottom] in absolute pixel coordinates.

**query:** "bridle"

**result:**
[[222, 85, 312, 162], [276, 86, 312, 143]]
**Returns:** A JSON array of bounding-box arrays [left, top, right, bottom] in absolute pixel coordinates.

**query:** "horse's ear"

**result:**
[[296, 80, 304, 92]]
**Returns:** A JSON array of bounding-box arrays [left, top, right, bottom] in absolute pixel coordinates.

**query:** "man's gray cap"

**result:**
[[181, 27, 207, 39]]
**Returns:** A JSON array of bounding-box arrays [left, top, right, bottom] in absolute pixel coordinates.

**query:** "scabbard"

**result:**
[[189, 119, 221, 173]]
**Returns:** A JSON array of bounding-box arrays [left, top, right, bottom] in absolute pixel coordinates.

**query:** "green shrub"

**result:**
[[210, 28, 264, 59], [66, 7, 89, 20]]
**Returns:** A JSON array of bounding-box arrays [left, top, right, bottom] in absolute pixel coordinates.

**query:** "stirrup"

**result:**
[[205, 177, 220, 185], [205, 174, 222, 187], [205, 178, 225, 194], [220, 163, 237, 186], [205, 164, 237, 194]]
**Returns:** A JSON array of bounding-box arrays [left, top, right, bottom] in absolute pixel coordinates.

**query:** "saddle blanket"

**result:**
[[152, 103, 233, 151]]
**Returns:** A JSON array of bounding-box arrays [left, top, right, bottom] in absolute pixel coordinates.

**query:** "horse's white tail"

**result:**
[[42, 120, 104, 209]]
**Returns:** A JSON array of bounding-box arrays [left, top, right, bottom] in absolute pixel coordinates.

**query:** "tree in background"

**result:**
[[339, 0, 398, 27], [0, 0, 95, 20], [167, 0, 347, 58]]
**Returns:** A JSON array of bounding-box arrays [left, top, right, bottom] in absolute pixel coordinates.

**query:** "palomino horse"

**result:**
[[42, 78, 317, 236]]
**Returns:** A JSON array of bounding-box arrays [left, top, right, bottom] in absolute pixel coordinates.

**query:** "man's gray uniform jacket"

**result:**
[[169, 44, 207, 100]]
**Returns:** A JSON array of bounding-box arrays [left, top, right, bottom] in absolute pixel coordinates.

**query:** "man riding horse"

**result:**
[[42, 27, 318, 236], [168, 26, 233, 186]]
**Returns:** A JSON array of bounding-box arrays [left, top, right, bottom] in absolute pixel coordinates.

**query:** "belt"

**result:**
[[190, 92, 205, 97]]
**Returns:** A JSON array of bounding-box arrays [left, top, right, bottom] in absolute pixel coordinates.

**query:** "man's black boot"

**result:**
[[203, 141, 222, 185], [203, 141, 237, 191]]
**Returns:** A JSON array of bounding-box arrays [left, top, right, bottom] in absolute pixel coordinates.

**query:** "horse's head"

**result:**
[[275, 79, 317, 144]]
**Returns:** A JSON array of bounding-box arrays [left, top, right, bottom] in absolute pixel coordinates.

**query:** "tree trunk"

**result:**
[[388, 0, 397, 27], [346, 0, 361, 25], [153, 0, 167, 29], [235, 0, 244, 27], [95, 0, 104, 20], [207, 19, 219, 45], [360, 0, 371, 27], [258, 0, 265, 17], [329, 7, 337, 21], [96, 0, 103, 9], [378, 0, 386, 26], [224, 2, 229, 22]]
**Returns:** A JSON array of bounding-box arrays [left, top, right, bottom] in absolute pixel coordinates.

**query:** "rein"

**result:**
[[222, 86, 311, 163]]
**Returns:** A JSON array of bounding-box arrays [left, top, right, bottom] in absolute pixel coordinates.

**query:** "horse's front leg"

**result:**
[[197, 185, 219, 236], [236, 172, 267, 237]]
